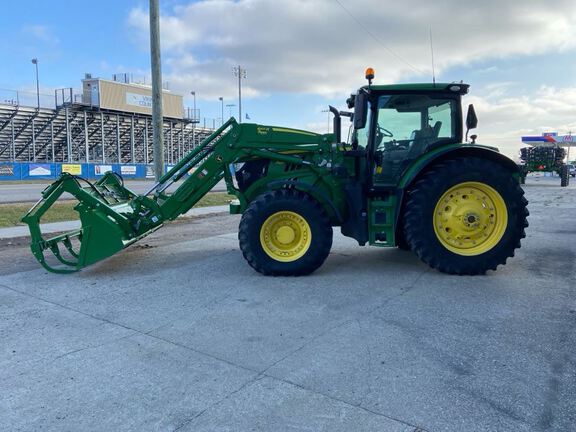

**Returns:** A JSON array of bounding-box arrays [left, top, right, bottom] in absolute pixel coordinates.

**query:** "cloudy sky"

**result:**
[[1, 0, 575, 158]]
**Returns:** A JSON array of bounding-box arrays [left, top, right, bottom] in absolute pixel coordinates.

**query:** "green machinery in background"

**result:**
[[518, 146, 570, 187], [23, 70, 529, 276]]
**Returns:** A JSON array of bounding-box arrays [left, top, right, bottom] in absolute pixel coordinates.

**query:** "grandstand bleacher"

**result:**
[[0, 76, 215, 167]]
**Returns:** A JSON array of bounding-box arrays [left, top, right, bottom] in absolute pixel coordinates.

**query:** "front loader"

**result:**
[[23, 70, 529, 275]]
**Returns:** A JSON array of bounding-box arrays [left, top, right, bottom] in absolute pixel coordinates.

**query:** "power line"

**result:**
[[333, 0, 424, 75], [430, 26, 436, 84]]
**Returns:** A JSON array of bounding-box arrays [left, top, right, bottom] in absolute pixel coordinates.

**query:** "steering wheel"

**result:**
[[377, 125, 394, 137]]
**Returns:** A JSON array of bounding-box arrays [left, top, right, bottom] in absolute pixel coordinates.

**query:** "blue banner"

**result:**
[[0, 163, 176, 181]]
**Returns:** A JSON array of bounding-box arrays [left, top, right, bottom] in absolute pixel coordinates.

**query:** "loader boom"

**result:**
[[22, 118, 332, 273]]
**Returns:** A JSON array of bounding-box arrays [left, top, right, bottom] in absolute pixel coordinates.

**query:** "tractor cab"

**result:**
[[350, 78, 474, 188]]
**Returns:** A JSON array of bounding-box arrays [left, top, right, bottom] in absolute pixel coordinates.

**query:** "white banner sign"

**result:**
[[95, 165, 113, 175], [121, 165, 137, 175], [126, 92, 152, 108]]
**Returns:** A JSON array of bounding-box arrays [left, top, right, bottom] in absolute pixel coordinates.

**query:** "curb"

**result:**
[[0, 205, 230, 240]]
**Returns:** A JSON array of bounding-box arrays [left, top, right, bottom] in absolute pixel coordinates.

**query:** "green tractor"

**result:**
[[23, 70, 529, 275]]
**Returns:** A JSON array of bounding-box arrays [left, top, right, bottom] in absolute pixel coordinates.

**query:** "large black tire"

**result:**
[[395, 223, 411, 251], [560, 165, 569, 187], [239, 190, 333, 276], [403, 157, 529, 275]]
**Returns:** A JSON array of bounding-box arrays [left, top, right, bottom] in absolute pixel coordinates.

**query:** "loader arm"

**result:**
[[22, 118, 329, 273]]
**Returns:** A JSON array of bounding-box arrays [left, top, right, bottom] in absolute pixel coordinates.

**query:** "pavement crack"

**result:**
[[364, 269, 428, 318], [51, 333, 138, 362], [261, 373, 429, 432], [145, 285, 237, 336], [171, 375, 265, 432], [0, 282, 261, 377], [260, 318, 355, 374]]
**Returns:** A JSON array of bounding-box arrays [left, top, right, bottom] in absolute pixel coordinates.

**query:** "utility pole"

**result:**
[[567, 131, 572, 162], [31, 58, 40, 109], [232, 65, 246, 123], [150, 0, 164, 181], [219, 97, 224, 126]]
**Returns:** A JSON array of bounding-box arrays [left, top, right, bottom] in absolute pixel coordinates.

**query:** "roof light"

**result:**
[[365, 67, 375, 84]]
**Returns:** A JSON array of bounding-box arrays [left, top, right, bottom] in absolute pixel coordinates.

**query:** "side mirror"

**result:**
[[353, 90, 368, 130], [466, 104, 478, 130], [465, 104, 478, 141], [346, 94, 356, 109]]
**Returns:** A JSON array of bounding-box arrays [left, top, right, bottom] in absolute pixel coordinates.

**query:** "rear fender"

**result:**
[[398, 145, 519, 190], [395, 145, 520, 242]]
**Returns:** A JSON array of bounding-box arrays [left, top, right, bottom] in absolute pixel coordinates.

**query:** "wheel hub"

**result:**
[[260, 211, 312, 262], [276, 225, 296, 245], [433, 182, 508, 256]]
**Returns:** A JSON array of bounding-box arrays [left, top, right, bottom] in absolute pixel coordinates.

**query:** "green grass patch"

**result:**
[[194, 192, 234, 208], [0, 192, 234, 228]]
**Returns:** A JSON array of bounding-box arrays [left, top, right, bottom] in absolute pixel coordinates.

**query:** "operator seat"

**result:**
[[409, 121, 442, 157]]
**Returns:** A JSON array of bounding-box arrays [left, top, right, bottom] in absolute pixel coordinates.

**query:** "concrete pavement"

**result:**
[[0, 177, 574, 431]]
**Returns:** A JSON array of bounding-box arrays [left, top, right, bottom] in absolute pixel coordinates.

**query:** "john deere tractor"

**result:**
[[23, 69, 529, 275]]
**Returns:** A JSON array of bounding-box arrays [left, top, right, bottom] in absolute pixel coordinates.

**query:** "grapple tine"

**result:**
[[30, 241, 79, 274], [22, 172, 164, 273], [62, 235, 81, 259], [49, 238, 80, 267]]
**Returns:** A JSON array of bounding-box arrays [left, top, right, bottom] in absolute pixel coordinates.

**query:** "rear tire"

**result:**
[[395, 224, 411, 251], [560, 165, 569, 187], [403, 157, 529, 275], [239, 190, 333, 276]]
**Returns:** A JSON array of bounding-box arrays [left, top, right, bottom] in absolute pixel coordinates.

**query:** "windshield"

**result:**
[[375, 94, 458, 152], [371, 93, 460, 184]]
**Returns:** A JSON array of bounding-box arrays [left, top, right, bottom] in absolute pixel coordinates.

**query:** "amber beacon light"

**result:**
[[365, 67, 375, 84]]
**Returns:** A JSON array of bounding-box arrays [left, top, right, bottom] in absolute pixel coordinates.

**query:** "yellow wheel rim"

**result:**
[[260, 211, 312, 262], [433, 182, 508, 256]]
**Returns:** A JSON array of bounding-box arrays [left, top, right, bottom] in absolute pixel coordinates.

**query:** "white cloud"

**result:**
[[126, 0, 576, 159], [468, 85, 576, 159], [127, 0, 576, 99]]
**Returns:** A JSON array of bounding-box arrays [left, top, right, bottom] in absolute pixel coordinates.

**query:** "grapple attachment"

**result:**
[[21, 172, 163, 273], [22, 119, 243, 273]]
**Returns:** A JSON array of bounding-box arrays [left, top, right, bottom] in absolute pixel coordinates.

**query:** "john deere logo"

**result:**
[[215, 155, 223, 162], [257, 127, 270, 135]]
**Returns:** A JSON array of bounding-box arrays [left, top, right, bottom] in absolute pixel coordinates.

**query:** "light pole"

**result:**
[[219, 97, 224, 126], [190, 91, 197, 120], [31, 58, 40, 109], [321, 109, 331, 133], [226, 104, 236, 119], [190, 91, 196, 148], [232, 65, 247, 123]]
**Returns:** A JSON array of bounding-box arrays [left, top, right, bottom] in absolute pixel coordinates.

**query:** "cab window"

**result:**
[[373, 94, 458, 183]]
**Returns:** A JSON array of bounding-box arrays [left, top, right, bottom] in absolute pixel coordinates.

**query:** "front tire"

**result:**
[[239, 190, 333, 276], [403, 157, 529, 275]]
